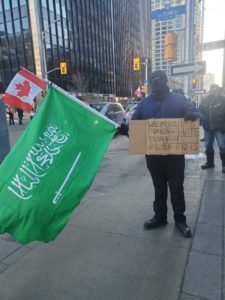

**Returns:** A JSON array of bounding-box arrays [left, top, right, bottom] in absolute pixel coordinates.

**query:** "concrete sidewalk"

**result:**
[[0, 129, 224, 300]]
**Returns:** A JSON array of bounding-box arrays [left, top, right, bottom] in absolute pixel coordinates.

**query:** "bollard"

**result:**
[[0, 100, 10, 163]]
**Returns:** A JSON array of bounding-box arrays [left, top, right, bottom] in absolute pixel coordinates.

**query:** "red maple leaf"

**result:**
[[15, 80, 31, 97]]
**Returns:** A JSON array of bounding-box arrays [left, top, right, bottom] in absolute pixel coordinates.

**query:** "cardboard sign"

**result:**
[[129, 119, 199, 155]]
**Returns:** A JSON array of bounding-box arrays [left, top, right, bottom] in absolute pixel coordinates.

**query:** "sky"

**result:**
[[203, 0, 225, 85]]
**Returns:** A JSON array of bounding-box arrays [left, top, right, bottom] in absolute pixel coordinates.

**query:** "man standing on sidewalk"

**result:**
[[17, 108, 24, 125], [199, 84, 225, 173], [7, 107, 15, 125], [132, 70, 199, 238]]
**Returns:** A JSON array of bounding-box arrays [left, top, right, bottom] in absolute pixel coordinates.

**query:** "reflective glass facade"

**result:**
[[40, 0, 116, 93], [0, 0, 151, 97], [0, 0, 35, 93], [40, 0, 151, 95]]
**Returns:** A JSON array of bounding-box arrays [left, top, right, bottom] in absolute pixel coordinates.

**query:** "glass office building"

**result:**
[[0, 0, 35, 93], [151, 0, 204, 92], [0, 0, 151, 98], [151, 0, 186, 74], [40, 0, 115, 93]]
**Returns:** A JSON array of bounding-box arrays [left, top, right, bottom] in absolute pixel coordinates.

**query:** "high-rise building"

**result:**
[[151, 0, 185, 74], [151, 0, 204, 93], [0, 0, 35, 93], [0, 0, 151, 98]]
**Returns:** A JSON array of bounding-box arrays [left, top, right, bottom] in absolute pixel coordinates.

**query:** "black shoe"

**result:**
[[175, 222, 192, 238], [201, 162, 215, 170], [200, 138, 205, 142], [144, 215, 167, 230]]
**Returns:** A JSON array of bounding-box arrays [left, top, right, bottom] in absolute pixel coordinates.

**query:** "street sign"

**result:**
[[203, 40, 225, 51], [151, 5, 186, 21], [171, 61, 206, 76], [194, 90, 206, 94]]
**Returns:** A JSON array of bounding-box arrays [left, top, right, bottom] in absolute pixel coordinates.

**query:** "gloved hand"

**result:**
[[184, 112, 199, 121], [119, 123, 129, 137]]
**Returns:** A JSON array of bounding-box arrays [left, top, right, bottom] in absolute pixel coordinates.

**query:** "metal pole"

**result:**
[[184, 0, 190, 95], [42, 31, 48, 80], [223, 43, 225, 89], [41, 19, 61, 80], [223, 32, 225, 89], [110, 0, 116, 97], [188, 0, 194, 97], [168, 61, 172, 88], [47, 67, 60, 75], [0, 100, 10, 163], [145, 57, 148, 94], [141, 58, 148, 96]]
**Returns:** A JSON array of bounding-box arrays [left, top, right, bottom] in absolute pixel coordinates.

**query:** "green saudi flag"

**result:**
[[0, 86, 117, 244]]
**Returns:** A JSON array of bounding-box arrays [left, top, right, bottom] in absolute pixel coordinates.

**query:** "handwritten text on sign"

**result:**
[[146, 119, 199, 155]]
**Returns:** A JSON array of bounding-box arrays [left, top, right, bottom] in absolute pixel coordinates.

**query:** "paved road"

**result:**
[[0, 121, 224, 300], [6, 114, 30, 147]]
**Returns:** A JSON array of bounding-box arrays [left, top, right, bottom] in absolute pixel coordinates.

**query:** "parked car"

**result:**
[[90, 102, 126, 126], [126, 102, 137, 112]]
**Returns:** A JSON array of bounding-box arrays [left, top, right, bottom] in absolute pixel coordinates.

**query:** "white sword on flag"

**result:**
[[52, 152, 81, 205]]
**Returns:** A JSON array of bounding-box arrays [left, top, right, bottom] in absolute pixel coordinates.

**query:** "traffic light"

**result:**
[[60, 62, 67, 75], [164, 32, 177, 62], [133, 57, 140, 71], [192, 78, 197, 89]]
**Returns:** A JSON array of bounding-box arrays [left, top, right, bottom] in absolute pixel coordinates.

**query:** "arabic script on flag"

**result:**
[[8, 125, 70, 201], [0, 85, 117, 244]]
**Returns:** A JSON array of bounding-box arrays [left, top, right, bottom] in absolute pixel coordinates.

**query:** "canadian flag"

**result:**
[[3, 68, 47, 112], [134, 86, 141, 98]]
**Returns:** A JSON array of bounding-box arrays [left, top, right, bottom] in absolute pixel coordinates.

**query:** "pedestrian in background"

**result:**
[[7, 107, 14, 125], [132, 70, 199, 238], [29, 108, 35, 120], [199, 84, 225, 173], [17, 108, 24, 125]]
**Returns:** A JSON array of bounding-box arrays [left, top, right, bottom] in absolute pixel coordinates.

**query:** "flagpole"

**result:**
[[42, 31, 48, 80], [41, 19, 61, 79]]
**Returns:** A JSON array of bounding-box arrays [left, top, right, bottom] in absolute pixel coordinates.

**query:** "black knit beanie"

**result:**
[[149, 70, 168, 83]]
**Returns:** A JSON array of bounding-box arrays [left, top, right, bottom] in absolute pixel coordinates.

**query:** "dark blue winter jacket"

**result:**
[[132, 92, 199, 120]]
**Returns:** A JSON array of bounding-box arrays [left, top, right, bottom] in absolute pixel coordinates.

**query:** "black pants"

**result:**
[[9, 113, 14, 125], [146, 155, 186, 223], [18, 116, 23, 124]]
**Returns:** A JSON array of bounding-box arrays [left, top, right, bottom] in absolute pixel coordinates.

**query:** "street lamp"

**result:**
[[110, 0, 116, 97], [42, 19, 61, 80]]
